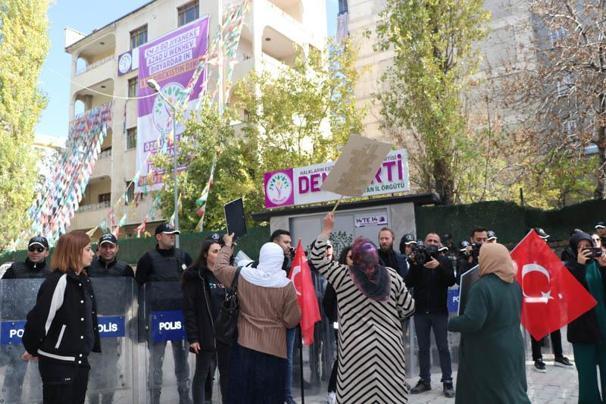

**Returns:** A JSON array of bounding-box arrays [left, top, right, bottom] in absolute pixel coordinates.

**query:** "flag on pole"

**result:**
[[289, 240, 321, 345], [195, 157, 217, 232], [511, 230, 597, 340]]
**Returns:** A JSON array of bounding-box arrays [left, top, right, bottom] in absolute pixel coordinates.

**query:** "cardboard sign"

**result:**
[[321, 135, 392, 196]]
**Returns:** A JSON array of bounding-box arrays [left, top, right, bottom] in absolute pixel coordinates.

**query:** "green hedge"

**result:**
[[416, 199, 606, 245], [0, 226, 270, 267]]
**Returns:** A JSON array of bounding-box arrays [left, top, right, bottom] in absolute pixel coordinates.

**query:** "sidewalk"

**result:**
[[297, 360, 578, 404]]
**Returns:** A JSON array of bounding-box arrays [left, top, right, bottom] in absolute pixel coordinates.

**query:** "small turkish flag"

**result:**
[[511, 230, 597, 340], [289, 240, 321, 345]]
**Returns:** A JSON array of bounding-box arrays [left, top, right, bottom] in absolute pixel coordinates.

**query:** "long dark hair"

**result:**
[[338, 246, 352, 266], [190, 239, 220, 272]]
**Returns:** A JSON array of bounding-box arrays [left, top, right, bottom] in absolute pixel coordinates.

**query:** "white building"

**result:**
[[65, 0, 327, 236]]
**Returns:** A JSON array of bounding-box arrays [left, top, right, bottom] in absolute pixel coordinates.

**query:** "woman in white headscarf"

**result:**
[[209, 233, 301, 404]]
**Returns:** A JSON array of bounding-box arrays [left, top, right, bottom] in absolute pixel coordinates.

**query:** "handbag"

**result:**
[[214, 267, 242, 345]]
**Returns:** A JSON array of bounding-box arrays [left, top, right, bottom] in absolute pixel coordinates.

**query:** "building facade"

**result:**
[[65, 0, 326, 235], [346, 0, 540, 140]]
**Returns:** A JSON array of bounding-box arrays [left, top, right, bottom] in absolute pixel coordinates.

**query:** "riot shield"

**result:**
[[0, 278, 44, 404], [140, 281, 196, 404], [87, 277, 138, 404]]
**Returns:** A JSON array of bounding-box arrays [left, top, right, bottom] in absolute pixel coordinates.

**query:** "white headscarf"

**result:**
[[239, 242, 291, 288]]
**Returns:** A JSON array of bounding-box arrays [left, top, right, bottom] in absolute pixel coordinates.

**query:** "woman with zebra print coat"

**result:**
[[310, 212, 415, 403]]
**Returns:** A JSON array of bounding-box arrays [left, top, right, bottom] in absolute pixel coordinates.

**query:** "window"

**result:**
[[564, 119, 577, 137], [125, 181, 135, 205], [556, 73, 574, 98], [548, 27, 567, 47], [98, 193, 111, 204], [126, 127, 137, 149], [128, 77, 138, 98], [130, 25, 148, 49], [178, 1, 199, 27]]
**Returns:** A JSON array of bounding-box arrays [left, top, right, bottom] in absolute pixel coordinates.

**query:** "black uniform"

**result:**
[[86, 257, 134, 404], [3, 258, 51, 279], [136, 246, 192, 404], [23, 270, 100, 404], [1, 259, 50, 403]]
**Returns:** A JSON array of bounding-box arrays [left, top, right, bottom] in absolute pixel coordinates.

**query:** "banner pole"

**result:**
[[299, 325, 305, 404], [331, 195, 344, 215]]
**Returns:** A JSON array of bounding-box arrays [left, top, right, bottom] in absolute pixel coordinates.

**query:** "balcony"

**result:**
[[92, 148, 112, 178], [266, 0, 303, 24], [71, 201, 111, 230], [73, 81, 114, 118], [72, 58, 114, 94], [261, 26, 297, 67], [258, 0, 306, 45]]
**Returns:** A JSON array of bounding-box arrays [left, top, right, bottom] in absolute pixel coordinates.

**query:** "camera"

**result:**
[[411, 243, 440, 264], [458, 240, 481, 260]]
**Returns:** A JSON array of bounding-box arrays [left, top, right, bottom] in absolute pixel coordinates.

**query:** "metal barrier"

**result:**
[[0, 279, 44, 404]]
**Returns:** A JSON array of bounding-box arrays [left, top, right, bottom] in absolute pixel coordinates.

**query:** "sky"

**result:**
[[36, 0, 339, 140]]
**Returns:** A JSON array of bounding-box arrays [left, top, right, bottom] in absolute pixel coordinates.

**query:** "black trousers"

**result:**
[[531, 329, 563, 361], [216, 342, 231, 401], [193, 350, 216, 404], [39, 359, 89, 404]]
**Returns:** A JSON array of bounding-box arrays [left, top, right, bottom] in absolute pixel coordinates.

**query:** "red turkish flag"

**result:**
[[511, 230, 597, 340], [289, 240, 321, 345]]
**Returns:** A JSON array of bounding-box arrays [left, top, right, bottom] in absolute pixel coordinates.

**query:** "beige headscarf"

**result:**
[[478, 243, 516, 283]]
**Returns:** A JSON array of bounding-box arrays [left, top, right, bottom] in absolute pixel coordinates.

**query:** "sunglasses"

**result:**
[[28, 246, 45, 253]]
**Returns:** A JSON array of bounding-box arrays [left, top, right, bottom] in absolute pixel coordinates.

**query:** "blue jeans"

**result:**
[[285, 328, 296, 401], [414, 313, 452, 383]]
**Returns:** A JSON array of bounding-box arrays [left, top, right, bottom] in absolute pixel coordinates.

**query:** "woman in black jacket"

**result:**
[[565, 231, 606, 403], [182, 239, 228, 404], [22, 231, 99, 404]]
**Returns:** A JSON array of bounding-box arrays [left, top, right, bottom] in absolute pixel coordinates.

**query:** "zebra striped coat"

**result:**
[[310, 236, 415, 404]]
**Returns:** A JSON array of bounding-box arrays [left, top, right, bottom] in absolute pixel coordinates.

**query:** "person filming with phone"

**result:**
[[565, 230, 606, 403]]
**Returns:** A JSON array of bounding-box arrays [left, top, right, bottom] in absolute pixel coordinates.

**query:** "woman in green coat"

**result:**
[[448, 243, 531, 404]]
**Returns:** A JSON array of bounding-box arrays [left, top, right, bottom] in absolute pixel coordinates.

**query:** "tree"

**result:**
[[0, 0, 49, 248], [232, 40, 363, 171], [499, 1, 606, 201], [154, 41, 364, 230], [374, 0, 490, 204]]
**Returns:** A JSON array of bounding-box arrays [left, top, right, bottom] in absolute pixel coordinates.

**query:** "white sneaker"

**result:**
[[327, 392, 337, 404]]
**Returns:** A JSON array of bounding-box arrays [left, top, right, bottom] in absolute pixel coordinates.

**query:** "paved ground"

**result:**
[[294, 358, 579, 404]]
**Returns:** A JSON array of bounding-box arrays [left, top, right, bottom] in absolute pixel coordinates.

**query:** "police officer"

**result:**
[[136, 223, 193, 404], [87, 233, 134, 404], [1, 236, 51, 403]]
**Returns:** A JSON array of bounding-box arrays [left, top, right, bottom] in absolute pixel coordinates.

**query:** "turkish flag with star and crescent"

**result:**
[[289, 240, 321, 345], [511, 230, 597, 340]]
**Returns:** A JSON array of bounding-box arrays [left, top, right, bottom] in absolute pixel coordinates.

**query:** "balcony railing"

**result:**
[[75, 55, 114, 76], [99, 148, 112, 159], [77, 200, 111, 213]]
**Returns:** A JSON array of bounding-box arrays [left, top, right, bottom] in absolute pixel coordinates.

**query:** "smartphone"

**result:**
[[585, 247, 603, 258]]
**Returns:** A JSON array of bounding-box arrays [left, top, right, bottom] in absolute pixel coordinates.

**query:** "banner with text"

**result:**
[[136, 17, 209, 191], [263, 149, 409, 208]]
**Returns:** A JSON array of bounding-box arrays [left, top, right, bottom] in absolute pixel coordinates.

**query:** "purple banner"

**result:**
[[136, 17, 209, 191]]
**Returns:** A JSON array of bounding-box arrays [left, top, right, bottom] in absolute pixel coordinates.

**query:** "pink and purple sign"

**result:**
[[136, 17, 209, 191], [263, 149, 410, 208]]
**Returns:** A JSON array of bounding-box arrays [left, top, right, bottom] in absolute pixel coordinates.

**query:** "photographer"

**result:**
[[405, 233, 455, 398], [565, 231, 606, 403], [456, 227, 488, 283]]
